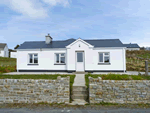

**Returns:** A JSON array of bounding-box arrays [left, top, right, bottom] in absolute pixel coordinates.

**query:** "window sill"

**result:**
[[27, 64, 39, 65], [54, 63, 66, 65], [98, 63, 111, 65]]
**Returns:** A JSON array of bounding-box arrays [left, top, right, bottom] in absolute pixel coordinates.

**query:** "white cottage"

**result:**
[[16, 34, 126, 73], [0, 43, 9, 57]]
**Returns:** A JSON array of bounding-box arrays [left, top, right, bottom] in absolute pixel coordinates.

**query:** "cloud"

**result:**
[[42, 0, 70, 7], [0, 0, 70, 19]]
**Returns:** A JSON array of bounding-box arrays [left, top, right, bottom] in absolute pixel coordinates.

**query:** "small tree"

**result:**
[[140, 46, 145, 50]]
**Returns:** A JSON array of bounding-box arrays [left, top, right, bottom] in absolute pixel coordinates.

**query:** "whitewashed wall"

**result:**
[[17, 40, 126, 72], [0, 50, 4, 57], [0, 45, 9, 57], [10, 52, 17, 58], [67, 40, 126, 72], [17, 49, 67, 71]]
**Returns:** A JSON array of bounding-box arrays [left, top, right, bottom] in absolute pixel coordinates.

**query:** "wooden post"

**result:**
[[145, 60, 149, 76]]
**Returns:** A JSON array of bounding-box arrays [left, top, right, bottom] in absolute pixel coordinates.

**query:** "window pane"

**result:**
[[34, 57, 38, 63], [29, 54, 33, 63], [61, 57, 65, 63], [56, 54, 59, 63], [77, 52, 83, 62], [99, 53, 103, 62], [104, 56, 109, 63], [105, 53, 109, 55]]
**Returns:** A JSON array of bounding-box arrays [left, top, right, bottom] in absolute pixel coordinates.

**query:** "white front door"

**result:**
[[76, 52, 84, 72]]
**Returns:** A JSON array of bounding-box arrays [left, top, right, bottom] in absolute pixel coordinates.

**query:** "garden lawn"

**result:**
[[85, 74, 150, 88]]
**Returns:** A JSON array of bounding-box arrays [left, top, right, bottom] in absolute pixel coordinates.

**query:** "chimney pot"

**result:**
[[45, 33, 52, 44]]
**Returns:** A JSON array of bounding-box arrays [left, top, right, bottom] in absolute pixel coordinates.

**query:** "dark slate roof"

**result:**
[[123, 43, 140, 48], [17, 38, 126, 49], [0, 43, 6, 49], [84, 39, 125, 47]]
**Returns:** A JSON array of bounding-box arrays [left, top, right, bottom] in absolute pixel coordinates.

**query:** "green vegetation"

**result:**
[[90, 101, 118, 106], [126, 50, 150, 71], [0, 57, 16, 73], [85, 74, 150, 88], [126, 50, 150, 59], [1, 103, 150, 108]]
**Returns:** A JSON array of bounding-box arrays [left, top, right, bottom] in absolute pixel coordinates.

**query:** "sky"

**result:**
[[0, 0, 150, 49]]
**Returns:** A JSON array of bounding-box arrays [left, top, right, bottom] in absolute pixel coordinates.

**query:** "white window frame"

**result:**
[[28, 53, 38, 64], [55, 53, 65, 64], [99, 52, 110, 63]]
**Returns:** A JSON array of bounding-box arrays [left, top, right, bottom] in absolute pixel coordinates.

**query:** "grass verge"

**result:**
[[85, 73, 150, 88], [1, 103, 150, 109]]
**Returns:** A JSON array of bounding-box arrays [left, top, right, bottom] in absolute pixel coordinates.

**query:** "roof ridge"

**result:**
[[124, 43, 138, 44], [24, 38, 76, 43], [84, 39, 119, 40]]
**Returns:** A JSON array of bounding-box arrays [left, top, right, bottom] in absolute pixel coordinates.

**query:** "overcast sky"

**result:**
[[0, 0, 150, 49]]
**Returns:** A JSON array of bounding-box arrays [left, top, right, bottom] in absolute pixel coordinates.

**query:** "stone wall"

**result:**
[[0, 76, 70, 104], [89, 77, 150, 104]]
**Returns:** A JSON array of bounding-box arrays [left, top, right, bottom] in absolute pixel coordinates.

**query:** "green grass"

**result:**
[[137, 53, 150, 59], [85, 74, 150, 88], [0, 57, 16, 73], [0, 57, 16, 66]]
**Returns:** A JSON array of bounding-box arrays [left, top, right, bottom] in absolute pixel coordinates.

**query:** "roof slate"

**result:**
[[0, 43, 6, 49], [17, 38, 126, 49], [123, 43, 140, 48]]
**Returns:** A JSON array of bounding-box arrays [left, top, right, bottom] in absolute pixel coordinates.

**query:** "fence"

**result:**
[[145, 60, 150, 76]]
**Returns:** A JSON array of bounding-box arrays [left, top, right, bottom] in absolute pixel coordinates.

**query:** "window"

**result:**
[[77, 52, 83, 62], [29, 54, 38, 64], [99, 52, 110, 63], [55, 53, 65, 64]]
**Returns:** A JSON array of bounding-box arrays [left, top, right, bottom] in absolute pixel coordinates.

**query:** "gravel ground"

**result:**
[[1, 104, 150, 113], [0, 107, 150, 113]]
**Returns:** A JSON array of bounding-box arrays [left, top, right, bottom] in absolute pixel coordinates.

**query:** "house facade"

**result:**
[[0, 43, 9, 57], [124, 43, 140, 51], [16, 34, 126, 73]]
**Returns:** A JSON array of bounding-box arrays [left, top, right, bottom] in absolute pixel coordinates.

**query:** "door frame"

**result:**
[[75, 51, 85, 72]]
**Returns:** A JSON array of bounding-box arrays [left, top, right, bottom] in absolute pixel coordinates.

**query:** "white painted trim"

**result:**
[[54, 53, 66, 64], [16, 48, 66, 51], [66, 38, 94, 49], [75, 51, 85, 72], [16, 47, 126, 51], [94, 47, 126, 50], [28, 53, 38, 64], [98, 52, 110, 63], [123, 48, 126, 73]]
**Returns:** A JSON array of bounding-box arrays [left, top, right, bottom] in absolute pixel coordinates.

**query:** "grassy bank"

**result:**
[[0, 57, 16, 73], [126, 50, 150, 59], [126, 50, 150, 71], [1, 103, 150, 109], [85, 74, 150, 88]]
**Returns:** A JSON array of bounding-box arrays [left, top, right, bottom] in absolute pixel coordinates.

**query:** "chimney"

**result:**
[[45, 33, 52, 44]]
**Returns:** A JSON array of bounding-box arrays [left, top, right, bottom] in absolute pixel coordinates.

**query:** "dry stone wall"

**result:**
[[89, 77, 150, 104], [0, 76, 70, 104]]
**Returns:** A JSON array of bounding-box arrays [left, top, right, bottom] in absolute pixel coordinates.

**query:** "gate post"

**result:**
[[145, 60, 149, 76]]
